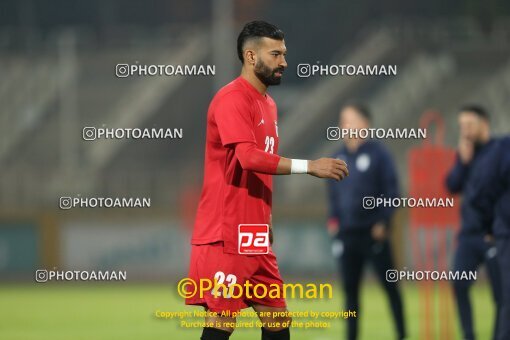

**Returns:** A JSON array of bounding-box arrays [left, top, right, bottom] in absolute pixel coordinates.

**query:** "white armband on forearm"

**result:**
[[291, 159, 308, 174]]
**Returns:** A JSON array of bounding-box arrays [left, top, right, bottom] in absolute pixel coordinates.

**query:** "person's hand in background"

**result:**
[[327, 218, 340, 237], [371, 222, 387, 241], [484, 234, 494, 244], [458, 137, 474, 164]]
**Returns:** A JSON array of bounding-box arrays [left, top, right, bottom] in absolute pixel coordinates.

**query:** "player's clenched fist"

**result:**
[[308, 158, 348, 181]]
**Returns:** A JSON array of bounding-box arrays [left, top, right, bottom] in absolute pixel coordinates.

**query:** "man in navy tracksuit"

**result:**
[[445, 105, 502, 340], [469, 136, 510, 340], [326, 104, 406, 340]]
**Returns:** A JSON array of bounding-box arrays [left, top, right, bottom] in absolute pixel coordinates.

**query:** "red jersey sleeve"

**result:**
[[235, 142, 281, 174], [214, 91, 256, 146]]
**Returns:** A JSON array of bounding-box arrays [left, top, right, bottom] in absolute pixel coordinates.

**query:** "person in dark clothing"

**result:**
[[445, 105, 502, 340], [468, 136, 510, 340], [326, 104, 406, 340]]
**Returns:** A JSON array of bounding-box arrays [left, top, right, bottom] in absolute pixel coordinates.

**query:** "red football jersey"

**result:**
[[191, 76, 279, 254]]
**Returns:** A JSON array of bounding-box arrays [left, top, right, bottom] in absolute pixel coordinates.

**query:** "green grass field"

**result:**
[[0, 281, 495, 339]]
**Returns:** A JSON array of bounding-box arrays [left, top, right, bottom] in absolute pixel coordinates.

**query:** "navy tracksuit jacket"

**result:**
[[469, 136, 510, 340], [327, 140, 399, 232], [446, 138, 502, 340]]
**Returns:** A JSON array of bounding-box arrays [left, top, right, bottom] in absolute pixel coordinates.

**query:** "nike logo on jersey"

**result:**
[[257, 118, 265, 126]]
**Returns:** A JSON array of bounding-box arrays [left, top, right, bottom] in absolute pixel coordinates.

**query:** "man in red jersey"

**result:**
[[185, 21, 349, 340]]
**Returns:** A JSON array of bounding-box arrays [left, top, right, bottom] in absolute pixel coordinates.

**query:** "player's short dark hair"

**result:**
[[237, 21, 284, 63], [459, 105, 490, 121], [343, 103, 372, 122]]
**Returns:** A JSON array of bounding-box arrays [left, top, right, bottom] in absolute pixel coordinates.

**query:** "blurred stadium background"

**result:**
[[1, 0, 509, 339]]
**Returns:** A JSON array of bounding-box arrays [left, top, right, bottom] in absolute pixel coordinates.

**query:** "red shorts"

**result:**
[[185, 242, 286, 313]]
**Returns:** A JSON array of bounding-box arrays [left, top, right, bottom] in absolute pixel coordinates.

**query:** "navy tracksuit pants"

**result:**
[[452, 234, 502, 340], [335, 231, 406, 340], [496, 238, 510, 340]]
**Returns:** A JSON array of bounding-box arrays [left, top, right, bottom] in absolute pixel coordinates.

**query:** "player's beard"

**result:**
[[254, 59, 284, 86]]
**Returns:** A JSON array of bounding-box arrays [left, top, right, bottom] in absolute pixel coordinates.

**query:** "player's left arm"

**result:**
[[234, 142, 348, 180], [214, 92, 348, 179]]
